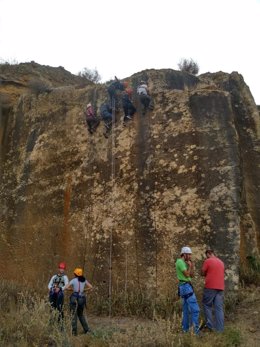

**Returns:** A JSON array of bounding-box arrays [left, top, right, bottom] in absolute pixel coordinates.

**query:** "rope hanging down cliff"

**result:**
[[108, 97, 116, 317]]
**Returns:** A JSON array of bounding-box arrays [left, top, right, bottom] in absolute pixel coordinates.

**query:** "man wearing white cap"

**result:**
[[175, 246, 200, 335]]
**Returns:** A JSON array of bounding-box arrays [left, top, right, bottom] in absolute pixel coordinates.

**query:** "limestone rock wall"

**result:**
[[0, 67, 259, 295]]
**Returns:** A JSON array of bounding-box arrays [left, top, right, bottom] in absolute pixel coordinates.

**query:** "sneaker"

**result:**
[[123, 116, 131, 122]]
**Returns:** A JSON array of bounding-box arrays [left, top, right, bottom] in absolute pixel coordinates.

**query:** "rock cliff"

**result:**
[[0, 63, 259, 297]]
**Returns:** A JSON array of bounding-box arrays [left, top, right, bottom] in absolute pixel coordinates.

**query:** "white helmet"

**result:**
[[181, 246, 192, 254]]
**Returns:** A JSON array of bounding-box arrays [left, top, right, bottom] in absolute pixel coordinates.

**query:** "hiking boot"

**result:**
[[200, 324, 213, 333]]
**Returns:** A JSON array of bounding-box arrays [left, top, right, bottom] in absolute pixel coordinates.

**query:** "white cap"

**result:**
[[87, 103, 92, 108], [181, 246, 192, 254]]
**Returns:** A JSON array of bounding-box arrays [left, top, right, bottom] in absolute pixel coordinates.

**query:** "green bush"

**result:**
[[240, 256, 260, 286]]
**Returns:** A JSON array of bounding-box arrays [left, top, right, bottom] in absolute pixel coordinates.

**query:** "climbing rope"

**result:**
[[108, 96, 116, 317], [82, 87, 99, 272]]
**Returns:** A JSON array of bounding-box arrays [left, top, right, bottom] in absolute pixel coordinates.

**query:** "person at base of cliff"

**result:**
[[122, 88, 136, 124], [64, 267, 93, 336], [175, 246, 201, 335], [100, 102, 113, 138], [136, 80, 153, 115], [48, 262, 69, 327], [84, 102, 100, 134], [107, 76, 126, 111], [200, 249, 225, 332]]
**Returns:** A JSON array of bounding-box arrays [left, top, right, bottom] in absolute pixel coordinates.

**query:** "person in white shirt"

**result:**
[[137, 80, 152, 115], [64, 267, 93, 335], [48, 262, 69, 325]]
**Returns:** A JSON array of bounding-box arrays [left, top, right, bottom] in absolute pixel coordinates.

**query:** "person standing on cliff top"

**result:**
[[201, 249, 225, 332], [48, 262, 69, 327], [175, 246, 201, 335]]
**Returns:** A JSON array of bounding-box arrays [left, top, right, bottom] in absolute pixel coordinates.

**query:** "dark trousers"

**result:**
[[123, 104, 136, 118], [49, 290, 64, 325], [70, 295, 89, 335], [139, 94, 151, 114], [87, 118, 100, 133]]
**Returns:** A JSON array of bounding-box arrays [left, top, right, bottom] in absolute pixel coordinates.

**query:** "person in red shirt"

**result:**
[[201, 249, 225, 332]]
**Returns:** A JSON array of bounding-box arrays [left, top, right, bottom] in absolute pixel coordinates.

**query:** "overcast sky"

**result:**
[[1, 0, 260, 104]]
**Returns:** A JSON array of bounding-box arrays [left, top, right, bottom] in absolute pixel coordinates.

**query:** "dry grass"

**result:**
[[0, 279, 255, 347]]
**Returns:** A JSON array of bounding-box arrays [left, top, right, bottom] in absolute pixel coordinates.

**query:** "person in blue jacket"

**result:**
[[122, 88, 136, 124], [100, 102, 113, 137], [107, 76, 127, 110]]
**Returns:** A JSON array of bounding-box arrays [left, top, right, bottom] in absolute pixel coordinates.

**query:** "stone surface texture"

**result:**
[[0, 63, 259, 296]]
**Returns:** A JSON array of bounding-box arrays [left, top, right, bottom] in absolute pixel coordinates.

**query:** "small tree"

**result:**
[[178, 58, 199, 75], [78, 67, 101, 83]]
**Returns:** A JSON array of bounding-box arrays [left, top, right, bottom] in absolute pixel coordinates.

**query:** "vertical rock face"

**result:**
[[0, 65, 259, 296]]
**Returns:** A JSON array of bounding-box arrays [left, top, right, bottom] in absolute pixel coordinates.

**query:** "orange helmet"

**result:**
[[59, 262, 66, 269], [74, 268, 83, 276]]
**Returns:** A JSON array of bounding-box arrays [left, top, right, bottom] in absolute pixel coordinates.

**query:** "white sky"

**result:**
[[1, 0, 260, 104]]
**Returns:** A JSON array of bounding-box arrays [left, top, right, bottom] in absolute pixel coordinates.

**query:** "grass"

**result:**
[[240, 256, 260, 286], [89, 289, 182, 319], [0, 278, 255, 347]]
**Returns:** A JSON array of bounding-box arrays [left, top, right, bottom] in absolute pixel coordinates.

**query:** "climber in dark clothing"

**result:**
[[107, 76, 126, 110], [84, 103, 100, 134], [100, 102, 113, 137], [122, 88, 136, 123]]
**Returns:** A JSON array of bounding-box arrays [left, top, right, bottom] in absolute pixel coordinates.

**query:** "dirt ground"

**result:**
[[82, 286, 260, 347], [225, 286, 260, 347]]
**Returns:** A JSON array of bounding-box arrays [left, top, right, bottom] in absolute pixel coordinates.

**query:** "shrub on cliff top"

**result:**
[[178, 58, 199, 75], [78, 67, 101, 83], [28, 79, 52, 95]]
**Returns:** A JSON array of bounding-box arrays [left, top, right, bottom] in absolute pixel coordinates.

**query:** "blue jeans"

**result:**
[[181, 292, 200, 334], [202, 288, 224, 332]]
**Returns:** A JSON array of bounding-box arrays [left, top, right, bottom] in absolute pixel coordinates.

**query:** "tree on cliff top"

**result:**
[[78, 67, 101, 83], [178, 58, 199, 75]]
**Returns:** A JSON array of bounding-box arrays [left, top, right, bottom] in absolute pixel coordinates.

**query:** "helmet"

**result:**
[[87, 103, 92, 108], [74, 268, 83, 276], [59, 262, 66, 269], [181, 246, 192, 255]]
